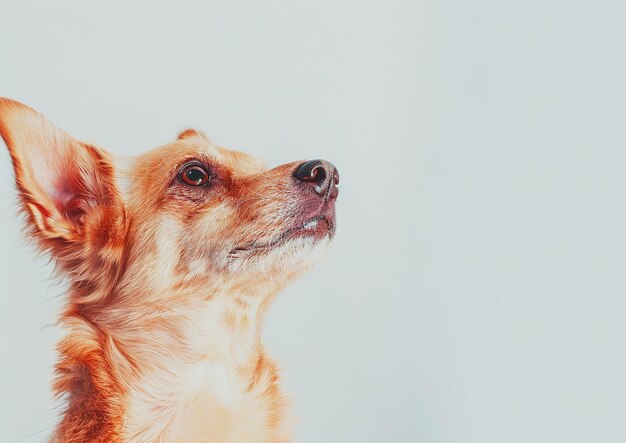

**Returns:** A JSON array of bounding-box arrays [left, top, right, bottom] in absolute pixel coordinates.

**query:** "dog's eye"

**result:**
[[179, 162, 210, 186]]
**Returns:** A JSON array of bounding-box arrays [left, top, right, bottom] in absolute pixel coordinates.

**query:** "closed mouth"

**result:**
[[229, 215, 334, 256]]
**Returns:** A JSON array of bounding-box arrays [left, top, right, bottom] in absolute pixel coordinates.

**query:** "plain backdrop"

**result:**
[[1, 1, 625, 442]]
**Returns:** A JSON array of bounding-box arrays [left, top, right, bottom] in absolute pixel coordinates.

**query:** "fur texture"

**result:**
[[0, 98, 339, 443]]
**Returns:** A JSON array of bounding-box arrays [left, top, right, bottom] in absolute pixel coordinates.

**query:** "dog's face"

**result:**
[[120, 131, 339, 297], [0, 98, 338, 311]]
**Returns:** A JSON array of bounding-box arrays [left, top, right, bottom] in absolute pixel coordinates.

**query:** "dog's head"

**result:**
[[0, 98, 338, 307]]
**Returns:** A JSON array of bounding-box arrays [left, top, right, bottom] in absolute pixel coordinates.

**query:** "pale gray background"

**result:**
[[1, 1, 624, 442]]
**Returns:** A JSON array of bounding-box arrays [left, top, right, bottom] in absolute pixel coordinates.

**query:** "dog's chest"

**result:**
[[121, 299, 283, 442], [164, 360, 269, 442], [124, 356, 277, 442]]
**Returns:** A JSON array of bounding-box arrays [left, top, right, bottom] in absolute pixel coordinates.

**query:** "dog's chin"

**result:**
[[282, 215, 335, 244], [226, 215, 334, 272]]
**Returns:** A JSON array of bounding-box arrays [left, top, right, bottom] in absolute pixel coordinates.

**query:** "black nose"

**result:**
[[293, 159, 339, 200]]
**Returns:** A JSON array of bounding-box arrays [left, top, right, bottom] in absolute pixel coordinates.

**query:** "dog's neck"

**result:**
[[56, 281, 290, 443]]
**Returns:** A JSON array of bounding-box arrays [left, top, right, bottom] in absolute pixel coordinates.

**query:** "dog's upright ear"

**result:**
[[0, 98, 125, 268], [177, 128, 208, 142]]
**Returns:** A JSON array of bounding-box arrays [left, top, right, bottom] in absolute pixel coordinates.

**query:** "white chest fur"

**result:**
[[120, 295, 286, 443]]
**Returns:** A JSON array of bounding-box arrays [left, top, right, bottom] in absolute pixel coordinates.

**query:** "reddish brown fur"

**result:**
[[0, 98, 338, 443]]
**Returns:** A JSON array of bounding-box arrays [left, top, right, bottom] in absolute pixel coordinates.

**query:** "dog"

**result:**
[[0, 98, 339, 443]]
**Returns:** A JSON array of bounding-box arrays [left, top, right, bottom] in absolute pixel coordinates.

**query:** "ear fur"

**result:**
[[0, 98, 125, 273]]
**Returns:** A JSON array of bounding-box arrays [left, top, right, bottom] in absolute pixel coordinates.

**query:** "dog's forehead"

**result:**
[[137, 140, 266, 175]]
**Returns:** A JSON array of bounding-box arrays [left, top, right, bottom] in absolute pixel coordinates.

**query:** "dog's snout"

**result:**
[[293, 159, 339, 200]]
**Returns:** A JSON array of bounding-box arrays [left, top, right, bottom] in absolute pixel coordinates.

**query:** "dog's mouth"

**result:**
[[230, 215, 335, 256]]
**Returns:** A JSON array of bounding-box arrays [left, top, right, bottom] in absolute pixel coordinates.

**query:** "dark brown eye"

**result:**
[[179, 163, 210, 186]]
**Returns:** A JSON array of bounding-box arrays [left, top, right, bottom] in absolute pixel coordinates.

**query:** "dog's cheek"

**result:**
[[177, 204, 240, 269]]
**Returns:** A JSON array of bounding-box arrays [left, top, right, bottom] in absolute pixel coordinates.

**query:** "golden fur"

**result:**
[[0, 98, 339, 442]]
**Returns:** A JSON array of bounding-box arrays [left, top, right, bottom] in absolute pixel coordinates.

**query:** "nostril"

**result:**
[[294, 160, 326, 183], [308, 164, 327, 184]]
